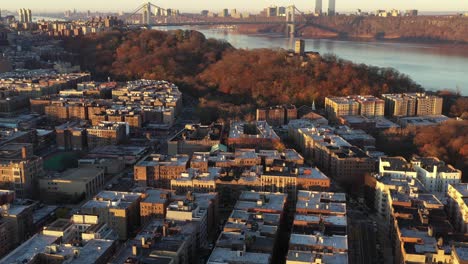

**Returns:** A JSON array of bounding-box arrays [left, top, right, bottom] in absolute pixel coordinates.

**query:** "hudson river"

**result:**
[[156, 26, 468, 95]]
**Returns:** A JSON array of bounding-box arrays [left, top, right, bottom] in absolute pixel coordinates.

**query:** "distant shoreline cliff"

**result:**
[[236, 15, 468, 45]]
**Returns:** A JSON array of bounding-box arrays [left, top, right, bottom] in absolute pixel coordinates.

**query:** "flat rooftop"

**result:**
[[380, 156, 415, 172], [287, 251, 349, 264], [137, 154, 189, 167], [229, 121, 279, 140], [235, 191, 286, 212], [0, 143, 34, 160], [289, 234, 348, 251], [0, 234, 59, 264], [43, 167, 104, 182], [142, 189, 172, 204], [208, 247, 270, 264], [44, 218, 72, 232], [297, 191, 346, 203], [67, 239, 114, 264], [454, 244, 468, 261], [399, 115, 449, 127], [82, 191, 142, 209], [294, 214, 347, 227], [451, 183, 468, 197], [298, 167, 329, 180], [414, 157, 460, 174]]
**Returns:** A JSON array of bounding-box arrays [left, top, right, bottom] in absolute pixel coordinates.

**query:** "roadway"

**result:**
[[347, 198, 393, 264], [130, 20, 296, 27]]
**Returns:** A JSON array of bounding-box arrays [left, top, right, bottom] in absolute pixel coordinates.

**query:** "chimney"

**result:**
[[21, 146, 29, 159]]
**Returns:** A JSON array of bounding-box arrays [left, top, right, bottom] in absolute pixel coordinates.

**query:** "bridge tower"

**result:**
[[286, 5, 296, 37], [142, 2, 151, 25]]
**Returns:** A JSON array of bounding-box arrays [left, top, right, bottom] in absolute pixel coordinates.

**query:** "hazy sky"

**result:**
[[1, 0, 467, 13]]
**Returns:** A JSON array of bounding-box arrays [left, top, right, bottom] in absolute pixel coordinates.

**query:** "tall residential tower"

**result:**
[[328, 0, 336, 16], [315, 0, 323, 14]]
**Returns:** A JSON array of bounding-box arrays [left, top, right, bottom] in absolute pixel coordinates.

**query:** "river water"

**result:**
[[155, 26, 468, 95]]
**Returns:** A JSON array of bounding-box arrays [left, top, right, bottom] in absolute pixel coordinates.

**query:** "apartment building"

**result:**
[[325, 97, 359, 121], [447, 184, 468, 233], [227, 121, 281, 149], [87, 121, 128, 150], [0, 143, 43, 198], [256, 104, 298, 126], [325, 95, 384, 121], [411, 156, 462, 194], [80, 191, 143, 240], [134, 154, 189, 188], [139, 188, 173, 225], [0, 199, 35, 247], [0, 219, 10, 258], [55, 121, 87, 151], [167, 123, 223, 155], [382, 93, 443, 117], [171, 167, 220, 194]]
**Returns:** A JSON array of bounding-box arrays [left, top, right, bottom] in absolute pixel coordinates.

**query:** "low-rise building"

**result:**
[[87, 121, 128, 150], [171, 167, 220, 194], [288, 190, 348, 263], [139, 188, 173, 225], [0, 199, 35, 247], [398, 115, 450, 128], [0, 143, 43, 198], [39, 167, 105, 203], [55, 121, 87, 151], [208, 191, 287, 264], [80, 191, 143, 240], [134, 154, 189, 188], [256, 104, 297, 126], [167, 123, 223, 155], [227, 121, 281, 149]]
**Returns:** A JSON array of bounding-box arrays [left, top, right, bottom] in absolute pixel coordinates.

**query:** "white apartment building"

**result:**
[[447, 183, 468, 233], [411, 157, 461, 194]]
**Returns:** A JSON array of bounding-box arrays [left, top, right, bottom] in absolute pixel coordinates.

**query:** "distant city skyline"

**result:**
[[0, 0, 467, 13]]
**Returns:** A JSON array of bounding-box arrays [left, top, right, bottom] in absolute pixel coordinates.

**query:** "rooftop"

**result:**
[[142, 189, 172, 204], [289, 234, 348, 251], [82, 191, 142, 210], [67, 239, 115, 264], [44, 218, 72, 232], [297, 167, 329, 180], [451, 183, 468, 197], [235, 191, 286, 213], [380, 156, 416, 172], [41, 167, 104, 182], [287, 251, 349, 264], [294, 214, 347, 227], [229, 121, 279, 140], [208, 247, 270, 264], [413, 156, 460, 174], [0, 234, 59, 264], [137, 154, 189, 168], [453, 243, 468, 261], [398, 115, 449, 127]]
